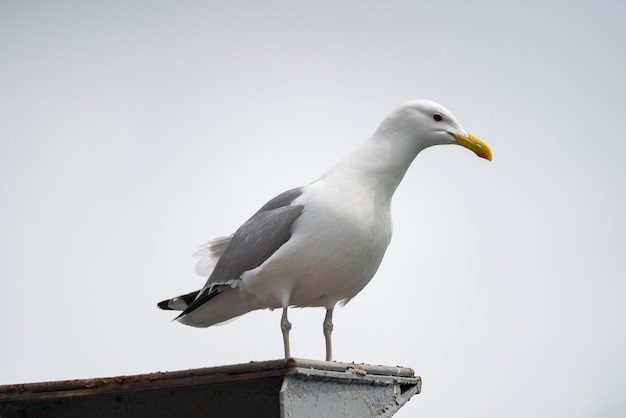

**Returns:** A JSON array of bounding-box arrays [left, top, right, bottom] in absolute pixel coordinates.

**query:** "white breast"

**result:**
[[239, 176, 393, 310]]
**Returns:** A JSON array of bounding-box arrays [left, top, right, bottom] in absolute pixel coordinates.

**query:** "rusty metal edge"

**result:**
[[0, 358, 419, 402], [0, 359, 290, 401]]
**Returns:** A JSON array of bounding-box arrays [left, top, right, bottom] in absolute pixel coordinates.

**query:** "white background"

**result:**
[[1, 1, 625, 416]]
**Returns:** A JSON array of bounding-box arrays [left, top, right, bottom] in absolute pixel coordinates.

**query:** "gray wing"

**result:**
[[177, 187, 305, 317]]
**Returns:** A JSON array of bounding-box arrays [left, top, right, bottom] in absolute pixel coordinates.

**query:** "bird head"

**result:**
[[384, 100, 492, 161]]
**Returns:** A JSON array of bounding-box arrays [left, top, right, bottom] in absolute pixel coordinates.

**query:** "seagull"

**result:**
[[158, 99, 491, 361]]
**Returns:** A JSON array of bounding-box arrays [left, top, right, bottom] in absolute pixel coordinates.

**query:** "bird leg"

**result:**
[[281, 307, 292, 359], [323, 308, 334, 362]]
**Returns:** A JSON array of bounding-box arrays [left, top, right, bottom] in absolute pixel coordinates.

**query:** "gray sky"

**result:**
[[1, 1, 625, 416]]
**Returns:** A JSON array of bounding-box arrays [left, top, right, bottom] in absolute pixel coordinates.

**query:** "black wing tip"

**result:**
[[157, 299, 174, 310], [157, 290, 201, 311], [178, 286, 225, 316]]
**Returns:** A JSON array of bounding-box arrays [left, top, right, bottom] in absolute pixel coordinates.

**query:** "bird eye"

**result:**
[[433, 113, 443, 122]]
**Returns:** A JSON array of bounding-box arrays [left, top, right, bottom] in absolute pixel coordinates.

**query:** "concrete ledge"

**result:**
[[0, 358, 421, 417]]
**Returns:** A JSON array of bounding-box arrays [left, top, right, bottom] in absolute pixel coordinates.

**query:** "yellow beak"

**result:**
[[450, 132, 492, 161]]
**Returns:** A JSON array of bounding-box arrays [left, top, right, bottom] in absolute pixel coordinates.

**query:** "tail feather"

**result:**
[[193, 235, 232, 276]]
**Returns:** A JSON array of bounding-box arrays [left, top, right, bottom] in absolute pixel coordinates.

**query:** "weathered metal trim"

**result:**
[[279, 360, 420, 418], [1, 358, 421, 418]]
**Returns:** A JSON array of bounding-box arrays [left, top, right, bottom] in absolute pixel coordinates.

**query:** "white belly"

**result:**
[[239, 180, 393, 309]]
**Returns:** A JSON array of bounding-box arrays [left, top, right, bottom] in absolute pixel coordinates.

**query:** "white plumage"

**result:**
[[158, 99, 492, 361]]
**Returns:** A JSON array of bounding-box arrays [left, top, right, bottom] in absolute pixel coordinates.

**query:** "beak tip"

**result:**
[[452, 132, 492, 161]]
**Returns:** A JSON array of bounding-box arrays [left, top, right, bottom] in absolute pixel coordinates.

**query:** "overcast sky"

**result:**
[[1, 1, 625, 417]]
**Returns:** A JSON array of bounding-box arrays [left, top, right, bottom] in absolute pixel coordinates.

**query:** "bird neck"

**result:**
[[320, 130, 424, 203]]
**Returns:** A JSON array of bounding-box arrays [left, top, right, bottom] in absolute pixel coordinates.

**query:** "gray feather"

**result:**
[[178, 187, 305, 317]]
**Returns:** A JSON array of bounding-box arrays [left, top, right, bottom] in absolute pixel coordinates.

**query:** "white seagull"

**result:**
[[158, 100, 492, 361]]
